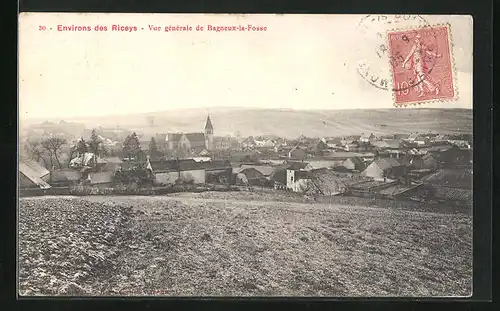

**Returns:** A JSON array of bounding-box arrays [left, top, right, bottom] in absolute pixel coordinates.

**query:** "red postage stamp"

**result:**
[[387, 25, 456, 106]]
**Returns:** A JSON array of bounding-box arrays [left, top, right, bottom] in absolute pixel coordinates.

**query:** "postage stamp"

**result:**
[[387, 24, 457, 106], [356, 15, 432, 93]]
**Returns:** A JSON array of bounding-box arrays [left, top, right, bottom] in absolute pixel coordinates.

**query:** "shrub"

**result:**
[[66, 181, 247, 197], [69, 185, 92, 196], [113, 165, 153, 186]]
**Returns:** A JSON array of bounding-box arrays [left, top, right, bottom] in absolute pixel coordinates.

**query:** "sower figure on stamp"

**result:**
[[402, 34, 442, 97]]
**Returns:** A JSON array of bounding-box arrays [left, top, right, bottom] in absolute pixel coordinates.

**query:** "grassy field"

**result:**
[[18, 193, 472, 297]]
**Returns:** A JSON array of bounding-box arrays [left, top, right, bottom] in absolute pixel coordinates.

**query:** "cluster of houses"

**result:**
[[19, 126, 472, 206]]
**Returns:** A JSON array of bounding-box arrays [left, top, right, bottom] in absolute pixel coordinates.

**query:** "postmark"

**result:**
[[387, 24, 456, 106], [356, 15, 434, 93]]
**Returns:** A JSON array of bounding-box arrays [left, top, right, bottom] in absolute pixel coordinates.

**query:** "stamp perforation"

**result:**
[[386, 23, 459, 108]]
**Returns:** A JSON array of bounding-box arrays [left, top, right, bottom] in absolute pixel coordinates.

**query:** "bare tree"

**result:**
[[41, 137, 67, 169]]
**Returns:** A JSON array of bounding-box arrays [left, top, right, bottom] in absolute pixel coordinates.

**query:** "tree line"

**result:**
[[23, 129, 162, 170]]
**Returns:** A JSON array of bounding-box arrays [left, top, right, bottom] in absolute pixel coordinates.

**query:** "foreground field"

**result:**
[[18, 193, 472, 297]]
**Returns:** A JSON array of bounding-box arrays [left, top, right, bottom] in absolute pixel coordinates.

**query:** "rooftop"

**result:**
[[421, 168, 472, 189], [240, 165, 276, 176], [285, 161, 311, 170], [184, 133, 206, 143], [372, 158, 402, 170], [19, 160, 49, 179], [19, 161, 51, 189]]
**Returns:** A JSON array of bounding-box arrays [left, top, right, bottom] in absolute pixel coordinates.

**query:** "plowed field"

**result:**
[[18, 193, 472, 297]]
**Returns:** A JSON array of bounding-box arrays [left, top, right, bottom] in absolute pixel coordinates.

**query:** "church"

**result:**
[[160, 115, 214, 154]]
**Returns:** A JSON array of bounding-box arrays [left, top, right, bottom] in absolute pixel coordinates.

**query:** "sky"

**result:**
[[18, 13, 473, 120]]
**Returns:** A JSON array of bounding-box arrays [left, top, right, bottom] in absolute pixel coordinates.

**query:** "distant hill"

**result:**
[[21, 107, 472, 139]]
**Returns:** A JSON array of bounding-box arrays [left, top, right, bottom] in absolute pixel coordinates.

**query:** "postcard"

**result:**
[[18, 13, 473, 297]]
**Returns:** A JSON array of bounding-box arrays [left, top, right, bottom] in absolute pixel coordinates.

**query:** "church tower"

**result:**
[[204, 114, 214, 151]]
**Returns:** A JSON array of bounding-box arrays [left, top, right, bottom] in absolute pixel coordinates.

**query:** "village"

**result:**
[[19, 114, 473, 209]]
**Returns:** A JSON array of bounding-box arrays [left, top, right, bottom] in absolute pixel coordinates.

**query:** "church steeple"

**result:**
[[204, 114, 214, 151], [205, 115, 213, 134]]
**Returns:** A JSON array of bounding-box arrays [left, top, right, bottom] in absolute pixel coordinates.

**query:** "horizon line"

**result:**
[[20, 106, 473, 122]]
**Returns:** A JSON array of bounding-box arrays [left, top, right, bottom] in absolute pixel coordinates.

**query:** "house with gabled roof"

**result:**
[[148, 158, 206, 185], [19, 160, 51, 189], [303, 168, 349, 195], [342, 157, 365, 171], [239, 165, 276, 179], [410, 153, 439, 171], [286, 168, 361, 195], [69, 152, 107, 169], [233, 167, 266, 185], [359, 133, 376, 143], [409, 168, 473, 205], [361, 158, 407, 180], [268, 161, 313, 187], [288, 145, 307, 161]]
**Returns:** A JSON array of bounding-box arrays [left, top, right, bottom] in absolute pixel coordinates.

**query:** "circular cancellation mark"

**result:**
[[356, 14, 441, 93]]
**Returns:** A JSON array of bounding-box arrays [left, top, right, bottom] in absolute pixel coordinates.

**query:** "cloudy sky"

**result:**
[[19, 13, 473, 120]]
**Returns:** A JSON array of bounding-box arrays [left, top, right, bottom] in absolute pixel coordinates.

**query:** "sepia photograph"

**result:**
[[18, 13, 473, 297]]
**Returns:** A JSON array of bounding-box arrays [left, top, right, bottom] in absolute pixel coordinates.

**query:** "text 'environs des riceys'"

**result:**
[[56, 24, 268, 33]]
